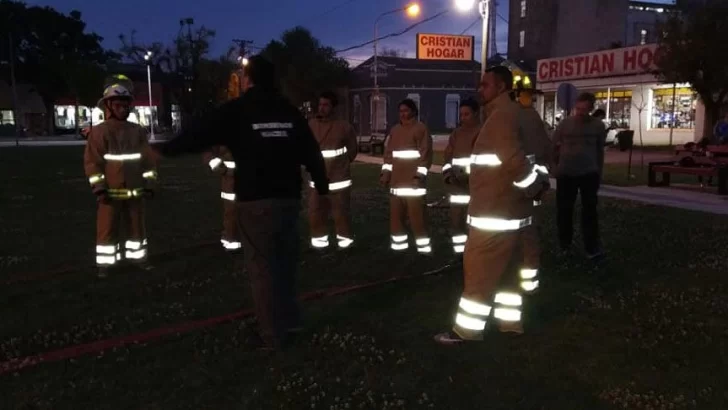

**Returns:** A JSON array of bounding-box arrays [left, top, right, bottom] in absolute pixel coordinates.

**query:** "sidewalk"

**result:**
[[355, 154, 728, 216]]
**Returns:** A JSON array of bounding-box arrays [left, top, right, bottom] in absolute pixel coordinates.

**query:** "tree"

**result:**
[[656, 2, 728, 139], [0, 1, 112, 134], [260, 27, 350, 107]]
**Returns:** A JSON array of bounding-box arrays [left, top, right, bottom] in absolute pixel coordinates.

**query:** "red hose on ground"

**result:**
[[0, 264, 455, 376]]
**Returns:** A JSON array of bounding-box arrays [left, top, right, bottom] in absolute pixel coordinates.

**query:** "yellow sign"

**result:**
[[416, 33, 474, 61]]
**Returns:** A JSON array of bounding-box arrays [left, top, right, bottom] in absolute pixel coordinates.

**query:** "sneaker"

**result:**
[[497, 321, 524, 335], [434, 331, 466, 345]]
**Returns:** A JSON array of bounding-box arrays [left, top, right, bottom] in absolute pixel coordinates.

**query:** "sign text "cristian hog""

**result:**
[[537, 44, 659, 83], [416, 33, 474, 61]]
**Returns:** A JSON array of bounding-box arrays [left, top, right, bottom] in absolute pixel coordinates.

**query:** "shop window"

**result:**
[[445, 94, 460, 129], [519, 31, 525, 48], [651, 87, 696, 130], [520, 0, 527, 18], [0, 110, 15, 125], [593, 90, 632, 129], [371, 94, 388, 133]]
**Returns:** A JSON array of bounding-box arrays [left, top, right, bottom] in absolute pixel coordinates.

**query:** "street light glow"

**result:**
[[455, 0, 476, 11], [405, 3, 420, 17], [242, 57, 249, 66], [144, 50, 153, 61]]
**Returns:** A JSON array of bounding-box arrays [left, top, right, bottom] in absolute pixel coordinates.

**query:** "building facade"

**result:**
[[348, 56, 480, 136]]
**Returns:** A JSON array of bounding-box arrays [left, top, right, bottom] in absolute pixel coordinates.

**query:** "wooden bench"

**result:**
[[358, 133, 386, 156], [648, 161, 728, 195]]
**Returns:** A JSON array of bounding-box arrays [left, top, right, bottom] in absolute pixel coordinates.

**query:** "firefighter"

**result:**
[[380, 99, 433, 254], [203, 146, 241, 251], [515, 84, 552, 294], [307, 91, 358, 250], [442, 98, 480, 254], [155, 55, 328, 350], [84, 77, 158, 278], [435, 66, 548, 344]]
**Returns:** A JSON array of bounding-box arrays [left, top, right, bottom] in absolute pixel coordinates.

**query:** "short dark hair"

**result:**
[[319, 91, 338, 107], [485, 65, 513, 91], [592, 108, 606, 118], [245, 55, 276, 89], [577, 92, 596, 106], [399, 98, 418, 116], [460, 98, 479, 113]]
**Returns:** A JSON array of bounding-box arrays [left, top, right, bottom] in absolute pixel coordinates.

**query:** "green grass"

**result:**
[[1, 146, 727, 409]]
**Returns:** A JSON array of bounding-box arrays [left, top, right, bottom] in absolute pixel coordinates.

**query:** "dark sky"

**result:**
[[26, 0, 512, 66]]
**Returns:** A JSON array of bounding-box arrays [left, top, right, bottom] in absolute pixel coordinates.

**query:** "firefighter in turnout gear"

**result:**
[[155, 56, 328, 350], [84, 76, 158, 278], [203, 146, 241, 251], [435, 66, 549, 344], [380, 99, 434, 254], [516, 83, 552, 294], [307, 91, 358, 250], [442, 98, 480, 254]]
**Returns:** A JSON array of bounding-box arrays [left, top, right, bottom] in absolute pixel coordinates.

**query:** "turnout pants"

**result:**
[[389, 195, 430, 253], [95, 199, 147, 267], [220, 177, 242, 251], [452, 227, 527, 340], [448, 194, 469, 253], [519, 211, 541, 293], [556, 173, 601, 254], [237, 199, 301, 348], [308, 187, 354, 249]]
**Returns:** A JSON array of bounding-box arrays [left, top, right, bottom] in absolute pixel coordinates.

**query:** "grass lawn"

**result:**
[[1, 146, 727, 409]]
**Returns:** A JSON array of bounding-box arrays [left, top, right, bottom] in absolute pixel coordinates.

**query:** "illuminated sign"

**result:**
[[537, 44, 659, 83], [416, 33, 474, 61]]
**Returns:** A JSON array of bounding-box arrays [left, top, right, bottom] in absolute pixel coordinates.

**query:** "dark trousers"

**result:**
[[556, 173, 601, 254], [237, 199, 301, 347]]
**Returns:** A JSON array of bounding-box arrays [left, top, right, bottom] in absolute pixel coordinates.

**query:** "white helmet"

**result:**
[[97, 84, 133, 108]]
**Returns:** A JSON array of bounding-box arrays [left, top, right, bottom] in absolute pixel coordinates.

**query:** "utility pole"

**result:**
[[232, 39, 253, 61]]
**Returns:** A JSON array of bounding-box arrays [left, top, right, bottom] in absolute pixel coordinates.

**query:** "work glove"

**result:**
[[379, 173, 390, 187], [95, 189, 112, 204], [142, 189, 155, 199], [443, 169, 453, 185]]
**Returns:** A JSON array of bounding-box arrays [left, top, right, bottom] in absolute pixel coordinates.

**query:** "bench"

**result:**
[[358, 133, 386, 156], [648, 161, 728, 195]]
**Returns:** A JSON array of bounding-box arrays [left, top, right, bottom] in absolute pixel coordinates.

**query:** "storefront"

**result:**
[[536, 44, 703, 145]]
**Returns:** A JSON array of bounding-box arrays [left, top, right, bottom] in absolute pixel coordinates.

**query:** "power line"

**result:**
[[460, 17, 480, 35], [334, 10, 449, 54]]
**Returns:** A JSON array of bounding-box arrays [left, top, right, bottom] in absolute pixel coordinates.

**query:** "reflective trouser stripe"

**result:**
[[124, 239, 148, 260], [221, 239, 242, 250], [453, 297, 492, 340], [520, 268, 539, 292], [390, 188, 427, 197], [449, 195, 470, 204], [391, 234, 408, 251], [493, 292, 523, 322], [467, 215, 532, 231], [337, 235, 354, 248], [415, 237, 431, 254], [96, 244, 119, 266], [96, 239, 148, 265], [221, 192, 236, 201], [452, 234, 467, 253], [311, 236, 329, 248]]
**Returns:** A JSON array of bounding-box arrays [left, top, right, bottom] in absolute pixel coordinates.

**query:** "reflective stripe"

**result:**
[[521, 280, 539, 292], [321, 147, 348, 158], [108, 188, 144, 199], [391, 234, 408, 243], [208, 157, 222, 170], [104, 153, 141, 161], [455, 313, 486, 330], [513, 165, 539, 188], [452, 157, 471, 167], [390, 188, 427, 197], [382, 163, 393, 172], [96, 245, 116, 254], [452, 235, 467, 244], [96, 255, 117, 265], [221, 192, 236, 201], [125, 240, 143, 250], [261, 131, 288, 137], [309, 179, 353, 191], [520, 269, 537, 279], [88, 174, 105, 185], [224, 161, 236, 169], [521, 269, 539, 292], [417, 166, 428, 176], [337, 235, 354, 248], [311, 236, 329, 248], [252, 122, 293, 130], [453, 244, 465, 253], [467, 215, 532, 231], [449, 195, 470, 204], [493, 308, 521, 322], [221, 239, 242, 250], [459, 297, 492, 316], [417, 246, 432, 254], [392, 150, 421, 159], [494, 292, 523, 306], [470, 153, 501, 166], [125, 249, 147, 260], [415, 237, 431, 253], [142, 170, 157, 180], [442, 163, 452, 172], [533, 200, 542, 206], [535, 164, 549, 174], [391, 242, 409, 250]]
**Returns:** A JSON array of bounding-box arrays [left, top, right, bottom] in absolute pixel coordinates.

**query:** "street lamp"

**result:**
[[144, 50, 155, 141], [456, 0, 490, 77], [372, 3, 421, 134]]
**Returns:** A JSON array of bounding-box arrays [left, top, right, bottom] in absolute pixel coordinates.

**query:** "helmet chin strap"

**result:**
[[104, 99, 130, 121]]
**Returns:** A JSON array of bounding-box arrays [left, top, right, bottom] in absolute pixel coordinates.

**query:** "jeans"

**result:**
[[556, 173, 601, 254]]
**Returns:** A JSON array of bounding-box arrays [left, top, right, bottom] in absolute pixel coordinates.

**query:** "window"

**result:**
[[519, 30, 525, 48], [370, 93, 387, 133], [593, 90, 632, 129], [520, 0, 527, 18], [650, 86, 696, 130], [640, 29, 647, 45], [445, 94, 461, 129], [407, 93, 421, 121], [0, 110, 15, 125]]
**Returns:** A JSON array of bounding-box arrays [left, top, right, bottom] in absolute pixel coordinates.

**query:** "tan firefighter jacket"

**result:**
[[381, 121, 433, 197], [468, 93, 546, 230], [202, 145, 236, 200], [442, 124, 480, 199], [84, 119, 157, 200], [519, 106, 553, 171], [308, 117, 358, 192]]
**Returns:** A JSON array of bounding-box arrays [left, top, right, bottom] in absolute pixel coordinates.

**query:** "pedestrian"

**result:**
[[203, 145, 242, 251], [84, 75, 158, 278], [155, 55, 329, 350], [380, 99, 434, 254], [552, 92, 607, 260], [442, 98, 480, 254], [307, 91, 358, 250], [435, 66, 548, 344]]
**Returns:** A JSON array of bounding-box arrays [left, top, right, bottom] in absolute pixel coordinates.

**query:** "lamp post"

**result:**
[[372, 3, 420, 135], [455, 0, 490, 76], [143, 50, 155, 141]]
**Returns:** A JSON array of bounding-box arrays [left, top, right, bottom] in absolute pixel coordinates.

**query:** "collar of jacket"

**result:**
[[484, 92, 512, 118]]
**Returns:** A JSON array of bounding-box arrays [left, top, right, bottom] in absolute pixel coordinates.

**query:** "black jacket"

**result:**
[[158, 87, 329, 201]]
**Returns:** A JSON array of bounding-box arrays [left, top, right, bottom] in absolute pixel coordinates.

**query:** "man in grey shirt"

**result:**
[[552, 92, 607, 259]]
